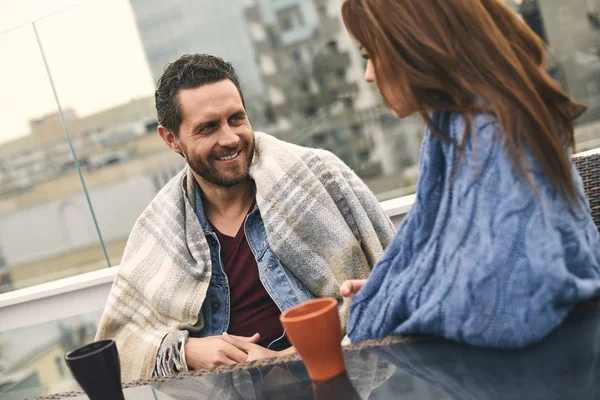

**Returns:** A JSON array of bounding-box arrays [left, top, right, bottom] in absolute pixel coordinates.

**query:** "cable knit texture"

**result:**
[[348, 110, 600, 348]]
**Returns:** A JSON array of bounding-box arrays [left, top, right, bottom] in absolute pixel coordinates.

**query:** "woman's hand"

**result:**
[[339, 279, 367, 297]]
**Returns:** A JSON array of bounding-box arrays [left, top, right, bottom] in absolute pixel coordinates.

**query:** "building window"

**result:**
[[312, 133, 326, 145], [55, 356, 66, 377], [518, 0, 548, 43], [265, 105, 276, 123], [344, 98, 355, 110], [317, 4, 328, 17], [305, 105, 318, 117], [358, 149, 370, 162], [278, 6, 304, 31], [292, 49, 302, 63], [299, 79, 311, 93], [327, 40, 338, 53]]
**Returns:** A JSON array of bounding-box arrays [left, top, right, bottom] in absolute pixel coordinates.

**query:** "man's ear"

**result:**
[[158, 125, 183, 154]]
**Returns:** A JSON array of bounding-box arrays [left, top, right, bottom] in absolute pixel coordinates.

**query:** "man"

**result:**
[[95, 54, 395, 382]]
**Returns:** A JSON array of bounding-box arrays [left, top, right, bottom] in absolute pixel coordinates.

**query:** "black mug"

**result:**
[[64, 339, 126, 400]]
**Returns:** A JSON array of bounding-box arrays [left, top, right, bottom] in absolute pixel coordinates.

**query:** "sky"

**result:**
[[0, 0, 155, 145]]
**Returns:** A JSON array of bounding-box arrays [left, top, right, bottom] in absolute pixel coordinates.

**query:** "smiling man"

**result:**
[[95, 54, 395, 382]]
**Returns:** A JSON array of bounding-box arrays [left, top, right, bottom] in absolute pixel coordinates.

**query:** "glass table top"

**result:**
[[36, 300, 600, 400]]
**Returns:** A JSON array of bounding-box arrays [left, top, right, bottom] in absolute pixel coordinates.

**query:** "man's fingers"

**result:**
[[215, 355, 239, 366], [220, 340, 249, 363], [227, 333, 260, 343], [222, 332, 254, 352]]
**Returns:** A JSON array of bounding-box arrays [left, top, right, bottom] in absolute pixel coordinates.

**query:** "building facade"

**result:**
[[242, 0, 423, 177], [128, 0, 269, 126]]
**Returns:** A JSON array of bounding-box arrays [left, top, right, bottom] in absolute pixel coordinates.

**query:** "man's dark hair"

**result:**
[[155, 53, 246, 135]]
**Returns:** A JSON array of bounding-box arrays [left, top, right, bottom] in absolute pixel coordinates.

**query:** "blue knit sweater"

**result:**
[[348, 111, 600, 348]]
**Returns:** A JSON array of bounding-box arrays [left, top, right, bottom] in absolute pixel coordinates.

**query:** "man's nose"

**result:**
[[217, 125, 240, 148]]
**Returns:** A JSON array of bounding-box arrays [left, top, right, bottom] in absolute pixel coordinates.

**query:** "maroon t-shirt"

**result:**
[[210, 208, 284, 348]]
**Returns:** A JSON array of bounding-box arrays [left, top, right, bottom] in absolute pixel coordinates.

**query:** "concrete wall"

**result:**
[[0, 175, 157, 268]]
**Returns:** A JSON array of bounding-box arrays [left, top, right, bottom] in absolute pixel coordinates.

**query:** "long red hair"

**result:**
[[342, 0, 586, 204]]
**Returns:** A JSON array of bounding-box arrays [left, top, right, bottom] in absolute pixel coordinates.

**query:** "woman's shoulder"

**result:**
[[430, 110, 497, 137], [428, 110, 501, 157]]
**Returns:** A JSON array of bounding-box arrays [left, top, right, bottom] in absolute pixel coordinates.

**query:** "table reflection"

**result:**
[[38, 301, 600, 399], [373, 301, 600, 400], [150, 349, 392, 400]]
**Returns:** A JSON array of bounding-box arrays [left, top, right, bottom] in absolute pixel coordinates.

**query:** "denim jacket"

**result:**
[[155, 182, 315, 376], [191, 181, 315, 346]]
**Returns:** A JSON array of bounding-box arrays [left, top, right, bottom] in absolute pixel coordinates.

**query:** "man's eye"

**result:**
[[200, 124, 216, 133], [230, 115, 246, 124]]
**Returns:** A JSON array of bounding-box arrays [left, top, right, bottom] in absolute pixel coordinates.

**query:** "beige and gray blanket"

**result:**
[[95, 132, 395, 382]]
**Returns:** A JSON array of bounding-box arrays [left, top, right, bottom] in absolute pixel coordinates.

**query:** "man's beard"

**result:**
[[182, 136, 255, 188]]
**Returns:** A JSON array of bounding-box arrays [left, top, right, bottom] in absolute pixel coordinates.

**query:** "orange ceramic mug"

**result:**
[[280, 297, 345, 382]]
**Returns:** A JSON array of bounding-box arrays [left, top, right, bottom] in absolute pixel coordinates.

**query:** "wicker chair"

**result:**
[[574, 153, 600, 233]]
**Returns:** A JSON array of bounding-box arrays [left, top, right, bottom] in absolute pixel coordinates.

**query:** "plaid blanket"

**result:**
[[95, 132, 395, 382]]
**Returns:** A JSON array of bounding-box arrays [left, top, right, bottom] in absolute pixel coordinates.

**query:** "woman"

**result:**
[[339, 0, 600, 348]]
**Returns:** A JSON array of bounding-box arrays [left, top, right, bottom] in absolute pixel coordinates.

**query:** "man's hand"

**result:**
[[340, 279, 367, 297], [184, 333, 260, 370], [221, 332, 282, 362]]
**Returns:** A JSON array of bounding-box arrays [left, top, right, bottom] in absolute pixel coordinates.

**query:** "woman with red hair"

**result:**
[[339, 0, 600, 348]]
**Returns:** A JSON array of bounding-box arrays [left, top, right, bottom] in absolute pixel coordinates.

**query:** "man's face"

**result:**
[[173, 80, 254, 188]]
